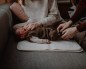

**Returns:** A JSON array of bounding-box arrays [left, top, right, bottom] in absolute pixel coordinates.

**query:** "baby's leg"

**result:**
[[30, 36, 51, 44]]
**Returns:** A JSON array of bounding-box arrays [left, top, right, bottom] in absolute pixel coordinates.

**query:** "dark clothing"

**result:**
[[77, 22, 86, 32], [71, 1, 86, 23], [70, 0, 86, 32], [26, 26, 61, 41], [80, 0, 86, 1]]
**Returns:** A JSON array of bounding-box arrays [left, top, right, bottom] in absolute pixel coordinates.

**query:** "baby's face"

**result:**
[[16, 27, 25, 35], [16, 27, 27, 39]]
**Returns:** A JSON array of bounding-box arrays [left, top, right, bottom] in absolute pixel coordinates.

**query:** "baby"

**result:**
[[13, 22, 62, 44], [11, 1, 63, 44]]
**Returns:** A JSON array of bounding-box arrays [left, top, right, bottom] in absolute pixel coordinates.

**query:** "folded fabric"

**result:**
[[17, 40, 83, 52]]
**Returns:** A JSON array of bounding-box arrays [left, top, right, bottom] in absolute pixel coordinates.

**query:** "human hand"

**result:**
[[61, 27, 78, 40], [57, 20, 72, 32], [23, 22, 42, 31]]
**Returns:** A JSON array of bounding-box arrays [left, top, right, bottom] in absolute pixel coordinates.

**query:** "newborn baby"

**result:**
[[13, 23, 62, 44], [11, 1, 63, 44]]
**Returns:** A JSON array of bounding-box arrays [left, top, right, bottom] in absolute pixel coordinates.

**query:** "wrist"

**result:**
[[74, 27, 79, 33], [27, 19, 37, 24], [36, 21, 43, 26], [68, 20, 73, 25]]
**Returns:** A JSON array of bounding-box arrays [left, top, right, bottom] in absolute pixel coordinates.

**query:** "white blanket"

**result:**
[[17, 40, 83, 52]]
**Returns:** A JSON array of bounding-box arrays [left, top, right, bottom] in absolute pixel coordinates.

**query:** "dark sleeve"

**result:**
[[77, 23, 86, 32], [70, 1, 86, 23]]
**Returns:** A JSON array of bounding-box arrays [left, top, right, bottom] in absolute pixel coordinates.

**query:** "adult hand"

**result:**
[[57, 20, 72, 32], [23, 22, 42, 31], [61, 27, 79, 40]]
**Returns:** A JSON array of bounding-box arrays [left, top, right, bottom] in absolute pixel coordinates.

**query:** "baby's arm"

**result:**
[[30, 36, 51, 44]]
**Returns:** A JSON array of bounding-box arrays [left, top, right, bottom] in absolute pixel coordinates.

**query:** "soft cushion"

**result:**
[[17, 40, 83, 52]]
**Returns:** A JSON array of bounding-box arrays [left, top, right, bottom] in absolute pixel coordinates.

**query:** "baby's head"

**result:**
[[15, 27, 28, 39]]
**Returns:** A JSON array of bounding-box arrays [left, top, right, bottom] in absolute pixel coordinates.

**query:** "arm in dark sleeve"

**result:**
[[71, 1, 86, 23], [77, 22, 86, 32]]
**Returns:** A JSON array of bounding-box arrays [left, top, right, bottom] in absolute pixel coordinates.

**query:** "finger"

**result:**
[[64, 34, 73, 40], [57, 25, 62, 31], [27, 25, 32, 30], [23, 25, 26, 29], [25, 23, 32, 29], [62, 30, 66, 35], [64, 36, 70, 40], [27, 25, 31, 31], [23, 23, 29, 29], [31, 24, 38, 30], [60, 26, 66, 32], [61, 32, 67, 39], [31, 26, 35, 30]]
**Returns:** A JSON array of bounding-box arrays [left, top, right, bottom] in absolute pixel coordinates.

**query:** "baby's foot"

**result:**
[[30, 37, 51, 44], [42, 39, 51, 44]]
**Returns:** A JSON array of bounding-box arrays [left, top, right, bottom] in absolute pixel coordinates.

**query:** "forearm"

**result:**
[[71, 1, 86, 23], [38, 15, 57, 26], [76, 22, 86, 32]]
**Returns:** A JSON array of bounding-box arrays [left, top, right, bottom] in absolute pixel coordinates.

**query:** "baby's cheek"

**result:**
[[16, 29, 20, 35], [20, 29, 26, 35], [20, 32, 27, 39], [15, 28, 23, 36]]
